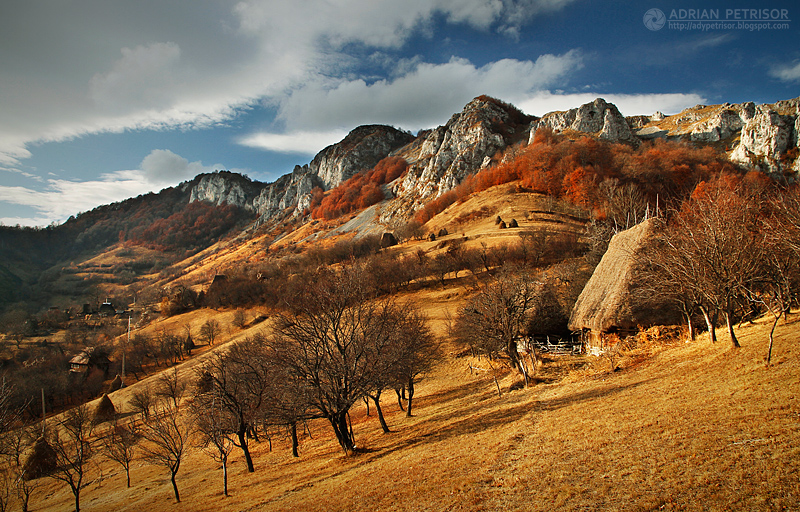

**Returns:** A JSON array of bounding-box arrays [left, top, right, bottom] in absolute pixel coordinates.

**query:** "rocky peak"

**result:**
[[307, 125, 415, 189], [730, 104, 799, 174], [632, 97, 799, 177], [187, 171, 264, 212], [395, 96, 533, 202], [531, 98, 638, 145]]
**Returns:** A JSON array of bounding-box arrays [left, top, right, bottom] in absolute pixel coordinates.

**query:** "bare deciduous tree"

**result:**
[[653, 180, 765, 347], [155, 368, 186, 410], [455, 267, 539, 386], [271, 266, 424, 454], [48, 403, 95, 512], [140, 404, 192, 503], [102, 417, 139, 488], [194, 336, 273, 472], [200, 319, 221, 346], [194, 394, 235, 496], [130, 387, 155, 420]]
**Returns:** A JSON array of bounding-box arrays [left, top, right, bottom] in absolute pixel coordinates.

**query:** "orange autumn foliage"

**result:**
[[311, 156, 409, 220], [413, 129, 742, 225]]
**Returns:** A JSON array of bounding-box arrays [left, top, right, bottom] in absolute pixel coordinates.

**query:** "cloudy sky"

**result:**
[[1, 0, 798, 226]]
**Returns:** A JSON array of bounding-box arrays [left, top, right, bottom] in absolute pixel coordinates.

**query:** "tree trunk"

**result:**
[[171, 471, 181, 503], [74, 487, 80, 512], [724, 310, 741, 348], [126, 466, 131, 488], [395, 387, 405, 411], [222, 454, 228, 496], [369, 392, 390, 433], [406, 376, 415, 417], [236, 427, 255, 472], [700, 305, 717, 343], [518, 354, 530, 387], [329, 411, 355, 454], [291, 422, 299, 457], [506, 340, 522, 375], [767, 313, 779, 365], [685, 312, 695, 342]]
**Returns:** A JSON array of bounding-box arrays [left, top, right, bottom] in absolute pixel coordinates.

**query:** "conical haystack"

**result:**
[[21, 436, 57, 480], [108, 374, 123, 393], [93, 393, 116, 424]]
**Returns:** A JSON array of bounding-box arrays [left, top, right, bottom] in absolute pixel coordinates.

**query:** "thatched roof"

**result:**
[[569, 218, 676, 333]]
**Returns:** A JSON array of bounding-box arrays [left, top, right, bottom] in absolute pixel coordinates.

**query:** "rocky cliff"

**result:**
[[532, 98, 638, 145], [305, 125, 414, 190], [380, 96, 533, 223], [634, 97, 800, 176], [186, 94, 800, 232]]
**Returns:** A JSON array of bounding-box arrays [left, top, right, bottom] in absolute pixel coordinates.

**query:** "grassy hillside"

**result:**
[[28, 298, 800, 511]]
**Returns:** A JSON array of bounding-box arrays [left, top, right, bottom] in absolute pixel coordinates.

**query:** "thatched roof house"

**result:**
[[568, 219, 678, 354]]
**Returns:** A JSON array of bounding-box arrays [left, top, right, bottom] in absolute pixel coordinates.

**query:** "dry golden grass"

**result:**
[[28, 303, 800, 511]]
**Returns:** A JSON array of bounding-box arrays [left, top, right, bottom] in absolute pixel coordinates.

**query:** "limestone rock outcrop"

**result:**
[[531, 98, 638, 145], [382, 96, 532, 223], [184, 94, 800, 236], [730, 102, 799, 174], [188, 172, 263, 212], [306, 125, 414, 190]]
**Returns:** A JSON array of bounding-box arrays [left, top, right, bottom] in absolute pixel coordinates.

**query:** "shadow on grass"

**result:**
[[359, 377, 654, 468]]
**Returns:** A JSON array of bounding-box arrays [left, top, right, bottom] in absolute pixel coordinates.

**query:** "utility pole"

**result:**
[[41, 388, 46, 436]]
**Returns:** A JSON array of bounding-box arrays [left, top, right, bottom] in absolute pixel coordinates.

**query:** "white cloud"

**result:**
[[273, 51, 583, 132], [140, 149, 218, 185], [770, 61, 800, 82], [238, 130, 350, 154], [0, 0, 578, 166], [90, 42, 183, 112], [518, 91, 707, 117]]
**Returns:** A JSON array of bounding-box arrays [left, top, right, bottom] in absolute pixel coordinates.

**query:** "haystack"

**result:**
[[568, 219, 678, 354], [93, 393, 116, 424], [108, 373, 123, 393], [21, 436, 57, 480]]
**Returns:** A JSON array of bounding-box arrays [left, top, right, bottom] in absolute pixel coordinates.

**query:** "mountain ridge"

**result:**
[[1, 93, 799, 313], [187, 93, 800, 228]]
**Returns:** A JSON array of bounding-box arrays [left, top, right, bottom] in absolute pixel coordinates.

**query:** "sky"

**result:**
[[1, 0, 798, 227]]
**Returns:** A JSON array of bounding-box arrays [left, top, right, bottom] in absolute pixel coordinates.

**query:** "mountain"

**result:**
[[1, 93, 799, 315], [187, 94, 800, 227]]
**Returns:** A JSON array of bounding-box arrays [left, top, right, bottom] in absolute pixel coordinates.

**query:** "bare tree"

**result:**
[[746, 192, 800, 363], [47, 403, 96, 512], [0, 463, 11, 512], [3, 425, 41, 512], [195, 336, 273, 472], [155, 368, 186, 410], [194, 393, 236, 496], [455, 267, 539, 386], [660, 181, 765, 347], [200, 319, 221, 346], [0, 378, 23, 458], [271, 266, 410, 454], [102, 417, 139, 488], [392, 305, 439, 417], [140, 403, 192, 503], [130, 387, 155, 420]]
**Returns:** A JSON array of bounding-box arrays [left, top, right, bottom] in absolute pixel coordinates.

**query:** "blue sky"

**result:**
[[1, 0, 798, 226]]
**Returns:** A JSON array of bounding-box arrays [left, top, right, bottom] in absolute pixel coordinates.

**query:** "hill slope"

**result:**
[[31, 304, 800, 511]]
